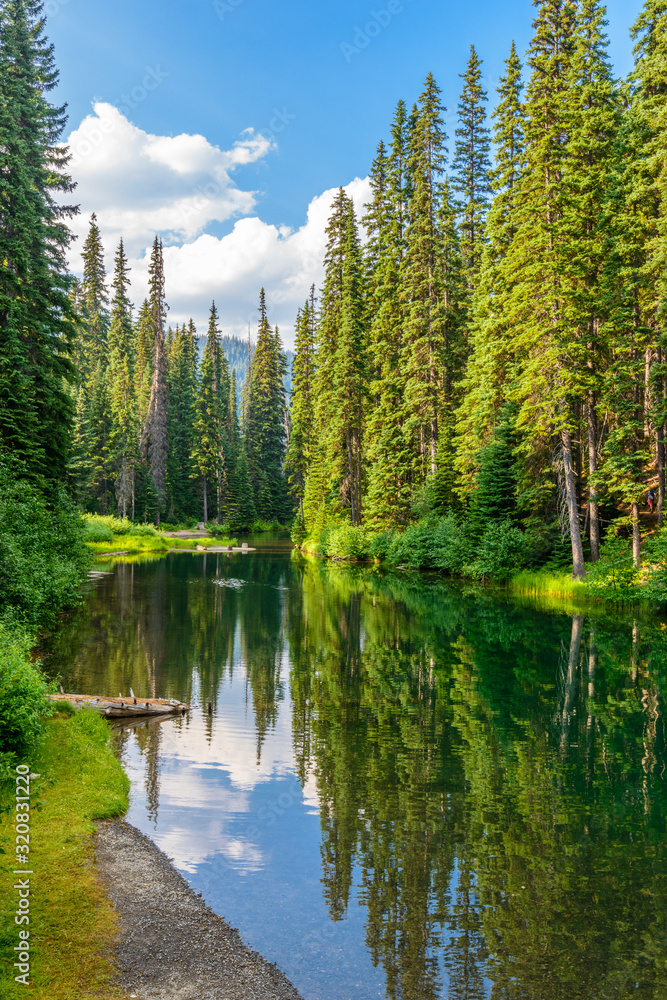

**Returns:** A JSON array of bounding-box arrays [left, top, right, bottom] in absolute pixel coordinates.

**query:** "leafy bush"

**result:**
[[368, 530, 394, 562], [0, 626, 50, 758], [83, 515, 159, 541], [383, 514, 472, 572], [386, 519, 437, 569], [432, 513, 472, 574], [0, 460, 90, 631], [466, 519, 526, 581], [586, 535, 640, 601], [322, 524, 371, 560], [644, 528, 667, 605], [128, 523, 158, 537], [82, 517, 114, 543]]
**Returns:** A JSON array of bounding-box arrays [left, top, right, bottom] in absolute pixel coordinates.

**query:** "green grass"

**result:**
[[0, 711, 129, 1000], [508, 568, 595, 600], [86, 534, 237, 556]]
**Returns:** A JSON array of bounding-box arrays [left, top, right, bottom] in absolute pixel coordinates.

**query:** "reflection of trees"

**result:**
[[47, 553, 667, 998], [289, 562, 667, 1000]]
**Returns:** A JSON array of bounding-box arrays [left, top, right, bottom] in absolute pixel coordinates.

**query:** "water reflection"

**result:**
[[47, 553, 667, 1000]]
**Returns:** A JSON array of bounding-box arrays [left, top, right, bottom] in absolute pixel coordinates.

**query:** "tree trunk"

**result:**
[[659, 359, 666, 526], [561, 426, 586, 580], [563, 613, 584, 719], [631, 500, 641, 569], [658, 421, 665, 526], [587, 393, 600, 562], [346, 427, 356, 525], [203, 475, 208, 525]]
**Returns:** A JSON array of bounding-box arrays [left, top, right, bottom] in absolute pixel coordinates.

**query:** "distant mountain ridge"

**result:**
[[196, 334, 293, 404]]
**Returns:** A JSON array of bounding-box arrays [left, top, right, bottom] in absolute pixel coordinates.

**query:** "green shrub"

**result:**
[[466, 519, 526, 581], [644, 528, 667, 605], [128, 523, 158, 537], [323, 524, 371, 560], [433, 513, 472, 574], [83, 514, 159, 539], [386, 519, 436, 568], [0, 626, 50, 758], [82, 517, 114, 543], [585, 535, 640, 601], [0, 461, 90, 631], [368, 530, 394, 562]]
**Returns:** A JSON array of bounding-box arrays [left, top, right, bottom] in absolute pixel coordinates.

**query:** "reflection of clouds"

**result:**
[[154, 822, 264, 875], [302, 774, 321, 817], [125, 666, 325, 874]]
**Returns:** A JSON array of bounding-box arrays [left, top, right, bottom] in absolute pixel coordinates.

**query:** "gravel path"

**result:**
[[95, 819, 304, 1000]]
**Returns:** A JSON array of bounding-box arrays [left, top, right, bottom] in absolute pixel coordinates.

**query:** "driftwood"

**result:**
[[49, 693, 189, 718]]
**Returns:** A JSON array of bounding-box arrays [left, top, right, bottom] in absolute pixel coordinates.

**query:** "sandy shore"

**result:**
[[95, 819, 303, 1000]]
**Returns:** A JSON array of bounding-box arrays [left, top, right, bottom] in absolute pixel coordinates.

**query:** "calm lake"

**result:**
[[47, 538, 667, 1000]]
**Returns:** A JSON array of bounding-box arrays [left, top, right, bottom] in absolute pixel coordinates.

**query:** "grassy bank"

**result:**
[[86, 534, 237, 556], [83, 514, 237, 556], [507, 569, 592, 600], [0, 710, 129, 1000]]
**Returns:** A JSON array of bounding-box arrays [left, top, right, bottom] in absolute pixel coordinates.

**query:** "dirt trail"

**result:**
[[95, 819, 303, 1000]]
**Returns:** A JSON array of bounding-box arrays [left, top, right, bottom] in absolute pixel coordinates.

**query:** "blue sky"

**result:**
[[48, 0, 645, 344]]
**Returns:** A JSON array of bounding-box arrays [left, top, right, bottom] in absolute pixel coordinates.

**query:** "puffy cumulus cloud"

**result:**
[[64, 102, 271, 253], [63, 103, 371, 348], [124, 176, 371, 347]]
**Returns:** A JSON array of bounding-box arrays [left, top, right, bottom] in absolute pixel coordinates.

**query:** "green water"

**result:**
[[47, 545, 667, 999]]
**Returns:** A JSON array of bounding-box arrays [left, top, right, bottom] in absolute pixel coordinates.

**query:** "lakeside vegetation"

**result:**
[[0, 711, 129, 1000], [285, 0, 667, 587]]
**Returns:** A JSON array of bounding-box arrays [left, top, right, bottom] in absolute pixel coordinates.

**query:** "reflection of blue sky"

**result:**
[[119, 659, 476, 1000]]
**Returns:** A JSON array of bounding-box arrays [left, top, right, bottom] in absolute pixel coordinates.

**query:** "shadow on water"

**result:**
[[45, 552, 667, 1000]]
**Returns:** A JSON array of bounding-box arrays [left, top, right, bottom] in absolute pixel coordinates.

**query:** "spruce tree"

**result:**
[[107, 239, 137, 518], [456, 42, 526, 493], [453, 46, 493, 289], [191, 305, 224, 524], [166, 324, 197, 519], [286, 294, 316, 519], [80, 212, 108, 374], [469, 403, 519, 538], [134, 299, 153, 423], [0, 0, 78, 484], [400, 75, 452, 495], [305, 193, 368, 530], [562, 0, 620, 561], [244, 291, 289, 521], [504, 0, 587, 579], [307, 187, 351, 533], [79, 216, 112, 512], [140, 237, 169, 520], [363, 119, 412, 527]]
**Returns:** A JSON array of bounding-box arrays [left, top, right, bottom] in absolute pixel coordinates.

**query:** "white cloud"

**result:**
[[63, 104, 371, 348]]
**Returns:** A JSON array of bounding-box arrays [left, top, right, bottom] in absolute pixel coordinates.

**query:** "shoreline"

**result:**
[[95, 818, 303, 1000]]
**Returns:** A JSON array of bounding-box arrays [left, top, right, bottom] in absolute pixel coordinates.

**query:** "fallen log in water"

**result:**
[[49, 693, 189, 718]]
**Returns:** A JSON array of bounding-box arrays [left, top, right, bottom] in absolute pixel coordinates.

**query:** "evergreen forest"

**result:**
[[6, 0, 667, 583]]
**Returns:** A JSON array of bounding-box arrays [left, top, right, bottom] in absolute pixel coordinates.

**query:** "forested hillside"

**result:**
[[5, 0, 667, 583], [287, 0, 667, 580], [194, 335, 294, 413], [68, 223, 293, 529]]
